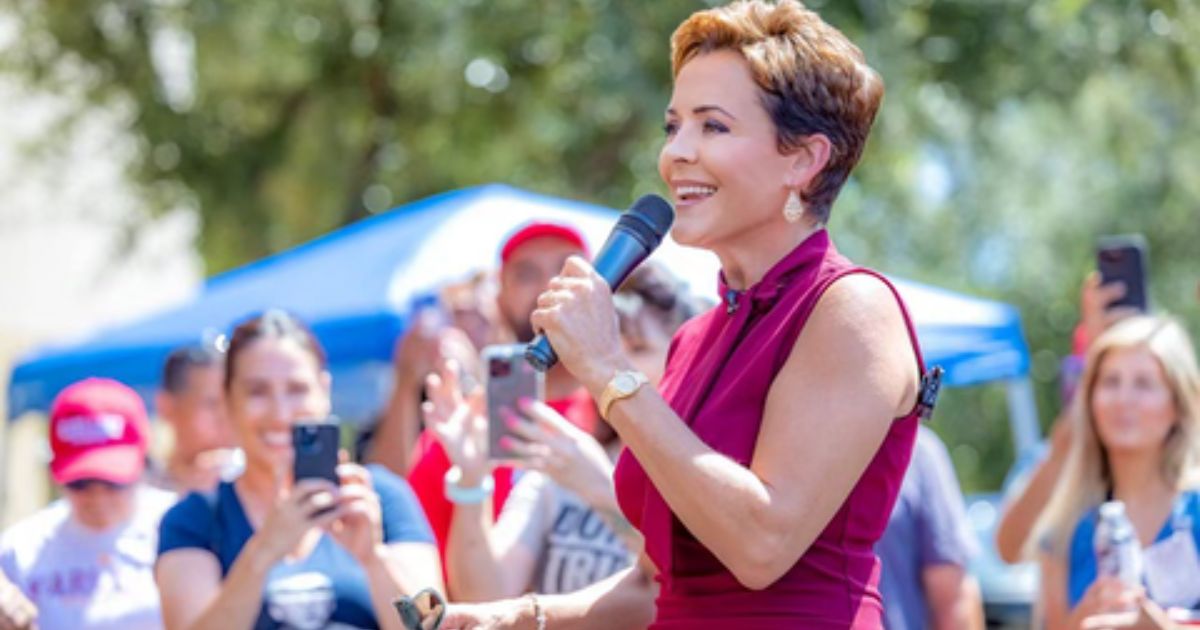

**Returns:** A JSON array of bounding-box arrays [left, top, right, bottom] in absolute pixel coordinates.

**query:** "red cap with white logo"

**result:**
[[49, 378, 150, 485], [499, 221, 590, 266]]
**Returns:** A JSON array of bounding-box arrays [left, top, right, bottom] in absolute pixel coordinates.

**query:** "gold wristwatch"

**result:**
[[599, 370, 649, 420]]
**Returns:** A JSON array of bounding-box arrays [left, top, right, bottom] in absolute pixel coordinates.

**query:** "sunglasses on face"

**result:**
[[64, 479, 130, 492], [393, 588, 446, 630]]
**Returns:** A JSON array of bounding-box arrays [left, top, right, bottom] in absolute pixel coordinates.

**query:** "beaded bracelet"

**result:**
[[525, 592, 546, 630]]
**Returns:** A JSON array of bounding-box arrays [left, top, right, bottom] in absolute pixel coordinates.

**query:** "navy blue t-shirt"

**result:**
[[158, 464, 434, 630]]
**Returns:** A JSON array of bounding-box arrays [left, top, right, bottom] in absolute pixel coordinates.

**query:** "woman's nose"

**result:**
[[662, 127, 698, 163], [266, 391, 295, 426], [1113, 383, 1143, 410]]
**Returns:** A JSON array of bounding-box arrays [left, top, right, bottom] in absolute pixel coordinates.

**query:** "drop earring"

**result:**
[[783, 190, 804, 223]]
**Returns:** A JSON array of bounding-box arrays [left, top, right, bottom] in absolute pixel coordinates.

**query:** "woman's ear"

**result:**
[[787, 133, 833, 192]]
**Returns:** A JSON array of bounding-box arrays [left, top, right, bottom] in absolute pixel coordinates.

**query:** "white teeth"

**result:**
[[263, 431, 291, 446], [676, 185, 716, 197]]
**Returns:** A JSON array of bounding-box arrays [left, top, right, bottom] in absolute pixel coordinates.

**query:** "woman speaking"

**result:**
[[443, 1, 927, 627]]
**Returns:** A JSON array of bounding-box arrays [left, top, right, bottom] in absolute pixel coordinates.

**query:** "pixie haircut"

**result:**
[[671, 0, 884, 222]]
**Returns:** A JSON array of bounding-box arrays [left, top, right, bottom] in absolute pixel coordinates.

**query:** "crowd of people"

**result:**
[[2, 0, 1200, 628], [0, 220, 711, 630]]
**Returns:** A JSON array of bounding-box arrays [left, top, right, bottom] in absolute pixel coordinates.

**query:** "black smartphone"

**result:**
[[483, 344, 544, 460], [292, 422, 340, 485], [1097, 234, 1149, 313]]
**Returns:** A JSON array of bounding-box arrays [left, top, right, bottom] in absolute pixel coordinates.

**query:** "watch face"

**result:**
[[614, 372, 638, 394]]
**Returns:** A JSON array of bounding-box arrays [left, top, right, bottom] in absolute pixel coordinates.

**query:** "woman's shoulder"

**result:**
[[158, 482, 236, 553], [162, 484, 222, 521], [366, 463, 412, 507], [817, 270, 904, 315], [804, 271, 919, 363], [366, 462, 413, 494], [1062, 504, 1102, 556], [1178, 488, 1200, 516], [365, 464, 436, 543]]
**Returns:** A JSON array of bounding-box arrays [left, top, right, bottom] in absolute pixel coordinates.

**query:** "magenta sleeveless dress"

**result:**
[[613, 230, 926, 628]]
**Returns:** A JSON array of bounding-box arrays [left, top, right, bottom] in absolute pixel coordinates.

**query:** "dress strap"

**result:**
[[832, 268, 944, 420]]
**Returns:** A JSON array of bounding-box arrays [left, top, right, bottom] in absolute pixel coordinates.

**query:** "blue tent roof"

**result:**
[[7, 184, 1030, 422]]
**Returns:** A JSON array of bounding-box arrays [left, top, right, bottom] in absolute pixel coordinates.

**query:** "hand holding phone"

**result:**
[[292, 421, 340, 485], [1096, 234, 1149, 313], [483, 344, 544, 460]]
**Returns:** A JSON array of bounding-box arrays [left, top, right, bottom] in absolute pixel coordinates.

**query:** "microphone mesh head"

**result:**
[[619, 194, 675, 249]]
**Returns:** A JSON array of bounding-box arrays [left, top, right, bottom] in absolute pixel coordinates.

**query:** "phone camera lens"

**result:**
[[295, 427, 317, 452], [490, 359, 512, 378]]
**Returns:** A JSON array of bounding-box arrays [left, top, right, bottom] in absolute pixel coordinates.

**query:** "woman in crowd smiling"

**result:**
[[155, 311, 441, 630], [1036, 315, 1200, 629]]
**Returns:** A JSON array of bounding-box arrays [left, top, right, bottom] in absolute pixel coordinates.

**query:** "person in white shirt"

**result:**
[[0, 378, 175, 630]]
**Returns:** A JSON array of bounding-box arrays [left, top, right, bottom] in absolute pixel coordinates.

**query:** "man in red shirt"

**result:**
[[404, 222, 599, 586]]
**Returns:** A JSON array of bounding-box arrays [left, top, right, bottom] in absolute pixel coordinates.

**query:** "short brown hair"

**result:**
[[671, 0, 883, 222]]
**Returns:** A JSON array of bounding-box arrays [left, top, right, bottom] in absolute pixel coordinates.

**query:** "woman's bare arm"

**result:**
[[441, 560, 657, 630], [600, 275, 917, 589], [156, 541, 272, 630], [445, 494, 539, 601]]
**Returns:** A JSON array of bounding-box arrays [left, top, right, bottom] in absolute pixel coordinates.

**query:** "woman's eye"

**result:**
[[244, 383, 269, 397], [662, 121, 679, 136], [1134, 375, 1159, 391], [703, 119, 729, 133]]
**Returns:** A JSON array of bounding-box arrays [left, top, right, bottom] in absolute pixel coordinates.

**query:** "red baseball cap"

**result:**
[[49, 378, 150, 485], [499, 221, 589, 266]]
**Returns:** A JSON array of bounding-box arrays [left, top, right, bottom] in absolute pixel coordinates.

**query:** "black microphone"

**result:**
[[525, 194, 675, 372]]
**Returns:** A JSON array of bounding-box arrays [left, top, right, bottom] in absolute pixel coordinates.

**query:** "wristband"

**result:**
[[443, 466, 494, 504]]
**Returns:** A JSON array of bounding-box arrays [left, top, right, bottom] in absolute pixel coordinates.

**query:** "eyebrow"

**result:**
[[665, 105, 737, 120]]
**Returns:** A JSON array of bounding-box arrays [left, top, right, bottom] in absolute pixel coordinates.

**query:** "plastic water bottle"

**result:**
[[1094, 500, 1143, 588]]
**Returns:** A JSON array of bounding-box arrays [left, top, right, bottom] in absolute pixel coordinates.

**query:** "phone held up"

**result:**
[[292, 420, 341, 485], [482, 343, 545, 460], [1096, 234, 1149, 313]]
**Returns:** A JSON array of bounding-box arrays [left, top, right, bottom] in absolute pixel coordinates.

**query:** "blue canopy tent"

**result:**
[[7, 183, 1037, 448]]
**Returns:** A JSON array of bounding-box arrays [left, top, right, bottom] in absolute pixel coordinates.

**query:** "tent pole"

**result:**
[[1005, 377, 1040, 457]]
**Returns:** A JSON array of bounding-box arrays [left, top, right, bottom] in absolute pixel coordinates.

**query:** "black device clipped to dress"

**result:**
[[916, 365, 944, 420]]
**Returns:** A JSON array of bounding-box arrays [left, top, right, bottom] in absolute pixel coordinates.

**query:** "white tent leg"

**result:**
[[1005, 377, 1041, 457]]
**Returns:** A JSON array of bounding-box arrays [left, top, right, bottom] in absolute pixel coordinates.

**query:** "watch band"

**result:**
[[599, 370, 649, 420]]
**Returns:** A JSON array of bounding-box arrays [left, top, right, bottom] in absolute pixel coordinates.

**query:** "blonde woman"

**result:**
[[1035, 315, 1200, 629]]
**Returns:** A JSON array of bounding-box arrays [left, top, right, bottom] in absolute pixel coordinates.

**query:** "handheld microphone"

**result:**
[[525, 194, 675, 372]]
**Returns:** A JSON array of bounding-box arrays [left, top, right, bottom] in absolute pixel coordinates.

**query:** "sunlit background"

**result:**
[[0, 2, 1197, 622]]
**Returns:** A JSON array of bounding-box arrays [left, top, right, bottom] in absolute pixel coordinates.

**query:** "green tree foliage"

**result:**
[[6, 0, 1199, 490]]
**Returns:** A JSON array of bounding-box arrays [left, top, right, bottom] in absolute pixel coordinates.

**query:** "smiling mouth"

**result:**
[[675, 185, 717, 203], [262, 431, 291, 449]]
